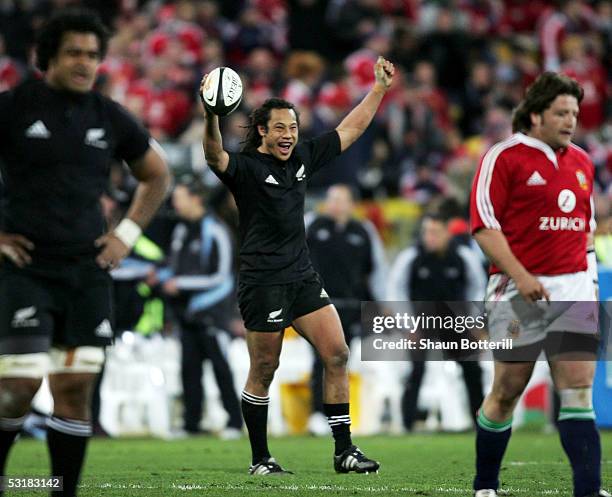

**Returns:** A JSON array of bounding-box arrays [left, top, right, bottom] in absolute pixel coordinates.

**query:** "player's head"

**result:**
[[324, 184, 356, 223], [172, 175, 207, 220], [420, 213, 451, 254], [512, 72, 583, 149], [243, 98, 300, 161], [36, 8, 110, 93]]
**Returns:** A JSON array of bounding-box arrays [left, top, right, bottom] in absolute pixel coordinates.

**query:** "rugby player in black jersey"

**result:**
[[200, 56, 394, 475], [0, 10, 169, 496]]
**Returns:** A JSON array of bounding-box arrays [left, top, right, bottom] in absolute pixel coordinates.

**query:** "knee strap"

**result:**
[[558, 387, 595, 421], [0, 353, 50, 378], [49, 347, 105, 374]]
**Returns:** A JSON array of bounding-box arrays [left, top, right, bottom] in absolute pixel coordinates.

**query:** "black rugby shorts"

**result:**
[[238, 273, 331, 332], [0, 258, 114, 354]]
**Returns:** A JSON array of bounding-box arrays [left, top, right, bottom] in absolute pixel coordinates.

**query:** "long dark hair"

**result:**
[[36, 8, 110, 71], [241, 98, 300, 152], [511, 72, 583, 133]]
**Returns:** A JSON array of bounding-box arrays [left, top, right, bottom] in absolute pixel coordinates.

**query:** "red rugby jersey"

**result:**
[[470, 133, 595, 275]]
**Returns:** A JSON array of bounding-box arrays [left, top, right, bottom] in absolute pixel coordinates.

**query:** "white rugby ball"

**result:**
[[201, 67, 243, 116]]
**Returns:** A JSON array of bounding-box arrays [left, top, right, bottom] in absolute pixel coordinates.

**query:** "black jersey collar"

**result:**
[[252, 150, 293, 168], [44, 81, 90, 104]]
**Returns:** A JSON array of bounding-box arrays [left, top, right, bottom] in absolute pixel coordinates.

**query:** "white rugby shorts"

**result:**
[[485, 271, 598, 348]]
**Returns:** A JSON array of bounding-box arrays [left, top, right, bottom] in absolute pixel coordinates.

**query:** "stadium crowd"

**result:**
[[0, 0, 611, 437], [0, 0, 610, 204]]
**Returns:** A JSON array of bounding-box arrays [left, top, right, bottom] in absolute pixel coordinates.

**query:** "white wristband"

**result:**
[[114, 218, 142, 249]]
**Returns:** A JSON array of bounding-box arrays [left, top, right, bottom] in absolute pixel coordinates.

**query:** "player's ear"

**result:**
[[530, 112, 541, 129], [257, 125, 267, 137]]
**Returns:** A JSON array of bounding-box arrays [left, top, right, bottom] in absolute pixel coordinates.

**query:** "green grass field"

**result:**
[[6, 431, 612, 496]]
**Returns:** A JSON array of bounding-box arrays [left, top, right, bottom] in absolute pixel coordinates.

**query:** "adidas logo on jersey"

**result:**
[[95, 319, 113, 338], [296, 164, 306, 181], [267, 308, 283, 323], [25, 120, 51, 139], [11, 306, 40, 328], [526, 171, 547, 186], [265, 175, 279, 185]]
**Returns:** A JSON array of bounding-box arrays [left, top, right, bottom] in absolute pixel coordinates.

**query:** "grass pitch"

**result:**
[[6, 431, 612, 496]]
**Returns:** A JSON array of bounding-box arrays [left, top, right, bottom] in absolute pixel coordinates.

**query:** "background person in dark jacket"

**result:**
[[388, 212, 487, 431], [155, 176, 243, 438], [306, 184, 386, 435]]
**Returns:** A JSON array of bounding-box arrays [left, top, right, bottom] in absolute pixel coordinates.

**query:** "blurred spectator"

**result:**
[[498, 0, 549, 34], [5, 0, 607, 234], [389, 24, 419, 74], [538, 0, 597, 71], [282, 51, 326, 108], [560, 35, 607, 131], [401, 164, 447, 205], [0, 1, 36, 62], [0, 34, 23, 91], [460, 61, 495, 138], [287, 0, 334, 56], [227, 6, 274, 64], [327, 0, 384, 60], [305, 185, 387, 435], [196, 0, 234, 41], [418, 7, 472, 97], [387, 212, 487, 431], [413, 60, 451, 131], [126, 59, 192, 139], [155, 177, 243, 438], [387, 78, 446, 172]]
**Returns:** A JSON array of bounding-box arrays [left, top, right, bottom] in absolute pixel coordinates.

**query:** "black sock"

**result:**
[[473, 411, 512, 491], [241, 391, 271, 465], [558, 415, 601, 497], [46, 416, 92, 497], [323, 403, 352, 455], [0, 416, 25, 476]]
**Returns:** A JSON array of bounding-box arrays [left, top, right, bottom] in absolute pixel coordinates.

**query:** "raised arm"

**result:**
[[200, 75, 230, 173], [336, 56, 394, 153]]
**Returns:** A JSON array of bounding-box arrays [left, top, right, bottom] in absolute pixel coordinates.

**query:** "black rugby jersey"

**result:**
[[213, 130, 340, 285], [0, 79, 150, 259]]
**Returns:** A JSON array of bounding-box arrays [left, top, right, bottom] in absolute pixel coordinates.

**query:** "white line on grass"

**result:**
[[80, 483, 568, 494], [509, 460, 612, 466], [79, 482, 601, 494]]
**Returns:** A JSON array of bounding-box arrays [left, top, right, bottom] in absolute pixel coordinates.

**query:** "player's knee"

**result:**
[[322, 344, 350, 371], [553, 362, 595, 389], [50, 374, 97, 420], [253, 358, 279, 387], [0, 353, 47, 417], [489, 383, 523, 413], [0, 378, 41, 417]]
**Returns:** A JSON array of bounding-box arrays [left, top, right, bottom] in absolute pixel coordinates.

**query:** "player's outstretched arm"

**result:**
[[95, 143, 170, 269], [336, 56, 394, 153], [474, 228, 550, 303], [200, 74, 229, 173]]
